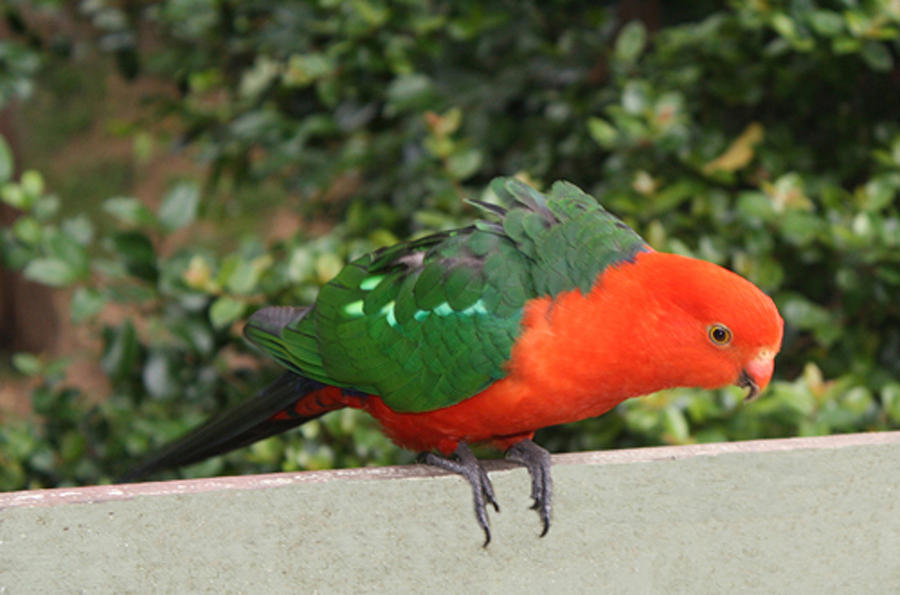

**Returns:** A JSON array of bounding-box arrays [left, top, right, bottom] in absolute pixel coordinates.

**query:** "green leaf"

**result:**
[[1, 184, 30, 210], [831, 36, 861, 54], [860, 175, 896, 211], [48, 230, 90, 276], [779, 212, 823, 246], [142, 353, 178, 398], [662, 406, 690, 443], [621, 80, 649, 114], [12, 216, 41, 245], [60, 431, 87, 462], [779, 294, 838, 345], [20, 170, 43, 197], [12, 352, 42, 376], [158, 182, 200, 232], [588, 118, 619, 148], [352, 0, 389, 28], [71, 287, 106, 323], [882, 383, 900, 424], [224, 255, 273, 294], [23, 258, 80, 287], [31, 193, 59, 220], [62, 215, 95, 245], [385, 74, 434, 116], [104, 196, 156, 227], [209, 296, 246, 329], [112, 231, 157, 282], [861, 41, 892, 72], [446, 147, 482, 180], [615, 21, 647, 64], [737, 192, 775, 222], [771, 13, 797, 39], [283, 53, 336, 87], [133, 131, 154, 164], [169, 318, 215, 356], [807, 10, 843, 36], [101, 321, 139, 381], [0, 135, 12, 183]]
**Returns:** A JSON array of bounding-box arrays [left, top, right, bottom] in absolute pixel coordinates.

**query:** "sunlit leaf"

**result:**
[[0, 135, 12, 183], [615, 21, 647, 64], [24, 258, 81, 286], [158, 182, 200, 232], [209, 296, 246, 329]]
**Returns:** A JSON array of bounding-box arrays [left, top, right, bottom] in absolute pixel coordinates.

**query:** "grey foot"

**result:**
[[506, 439, 553, 537], [421, 442, 499, 546]]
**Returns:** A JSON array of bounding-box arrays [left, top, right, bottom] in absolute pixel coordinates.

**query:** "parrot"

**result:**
[[124, 178, 784, 545]]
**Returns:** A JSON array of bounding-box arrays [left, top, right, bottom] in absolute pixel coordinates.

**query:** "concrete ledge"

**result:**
[[2, 432, 899, 592]]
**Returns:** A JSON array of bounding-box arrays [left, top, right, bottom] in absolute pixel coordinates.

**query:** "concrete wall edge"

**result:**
[[2, 430, 897, 510]]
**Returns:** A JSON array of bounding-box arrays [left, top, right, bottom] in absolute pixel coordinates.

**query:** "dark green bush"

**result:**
[[1, 1, 898, 490]]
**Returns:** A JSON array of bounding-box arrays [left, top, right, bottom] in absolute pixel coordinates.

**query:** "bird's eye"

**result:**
[[708, 324, 732, 346]]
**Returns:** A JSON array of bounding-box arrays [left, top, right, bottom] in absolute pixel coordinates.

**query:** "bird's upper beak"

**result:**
[[738, 349, 776, 402]]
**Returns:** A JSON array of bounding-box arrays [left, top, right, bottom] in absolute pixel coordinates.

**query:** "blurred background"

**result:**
[[1, 0, 898, 491]]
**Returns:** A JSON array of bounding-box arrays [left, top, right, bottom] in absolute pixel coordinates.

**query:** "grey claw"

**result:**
[[506, 439, 553, 538], [422, 442, 498, 546]]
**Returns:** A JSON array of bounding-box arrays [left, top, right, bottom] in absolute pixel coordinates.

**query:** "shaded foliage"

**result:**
[[1, 1, 899, 490]]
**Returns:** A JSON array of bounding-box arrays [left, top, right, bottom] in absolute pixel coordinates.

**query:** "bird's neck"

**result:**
[[507, 252, 697, 412]]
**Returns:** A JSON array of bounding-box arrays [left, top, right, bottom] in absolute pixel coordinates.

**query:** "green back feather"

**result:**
[[244, 178, 648, 412]]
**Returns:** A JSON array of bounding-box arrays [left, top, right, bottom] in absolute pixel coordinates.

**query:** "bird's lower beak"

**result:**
[[737, 370, 760, 402], [738, 349, 776, 402]]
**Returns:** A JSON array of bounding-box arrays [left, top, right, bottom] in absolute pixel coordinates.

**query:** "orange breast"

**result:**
[[357, 374, 628, 454]]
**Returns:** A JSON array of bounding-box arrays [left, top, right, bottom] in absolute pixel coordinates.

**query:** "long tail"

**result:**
[[120, 372, 348, 482]]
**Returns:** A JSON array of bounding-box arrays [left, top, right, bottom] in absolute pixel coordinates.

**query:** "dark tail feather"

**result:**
[[119, 372, 344, 482]]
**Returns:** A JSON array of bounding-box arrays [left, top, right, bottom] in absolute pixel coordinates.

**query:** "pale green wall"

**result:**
[[2, 433, 898, 593]]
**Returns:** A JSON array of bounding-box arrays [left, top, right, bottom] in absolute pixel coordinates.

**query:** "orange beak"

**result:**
[[739, 349, 776, 402]]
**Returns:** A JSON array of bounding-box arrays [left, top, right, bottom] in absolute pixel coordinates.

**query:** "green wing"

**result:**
[[244, 178, 648, 413]]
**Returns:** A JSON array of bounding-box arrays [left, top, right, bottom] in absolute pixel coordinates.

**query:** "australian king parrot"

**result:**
[[125, 178, 784, 545]]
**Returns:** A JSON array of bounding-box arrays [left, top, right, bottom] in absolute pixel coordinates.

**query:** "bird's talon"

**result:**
[[506, 439, 554, 538], [421, 443, 499, 546]]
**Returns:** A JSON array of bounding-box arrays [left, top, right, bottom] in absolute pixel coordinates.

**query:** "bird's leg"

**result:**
[[505, 439, 553, 537], [420, 442, 499, 546]]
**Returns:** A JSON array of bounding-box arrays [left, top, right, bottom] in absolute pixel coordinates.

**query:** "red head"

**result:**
[[626, 251, 784, 399]]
